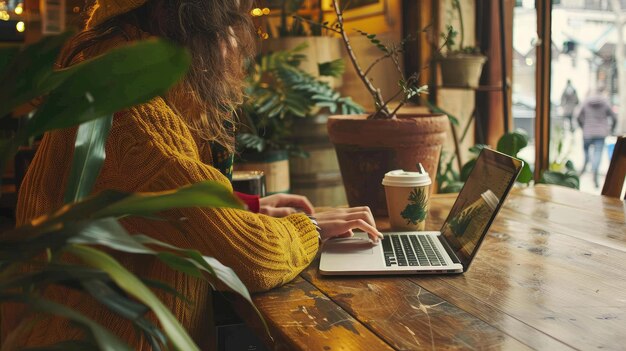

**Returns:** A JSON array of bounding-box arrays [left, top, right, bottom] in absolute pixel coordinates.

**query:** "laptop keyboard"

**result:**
[[382, 234, 447, 267]]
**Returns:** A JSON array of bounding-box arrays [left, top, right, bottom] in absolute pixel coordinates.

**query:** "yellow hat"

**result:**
[[86, 0, 147, 28]]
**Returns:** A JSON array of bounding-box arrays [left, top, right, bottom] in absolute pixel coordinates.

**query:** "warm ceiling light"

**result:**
[[14, 4, 23, 15], [262, 7, 270, 15], [0, 11, 9, 21], [16, 20, 25, 32], [251, 8, 262, 17]]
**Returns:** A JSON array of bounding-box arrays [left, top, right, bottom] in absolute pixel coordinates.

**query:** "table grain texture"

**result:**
[[251, 185, 626, 350]]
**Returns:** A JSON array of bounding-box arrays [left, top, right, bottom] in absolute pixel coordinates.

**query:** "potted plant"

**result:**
[[322, 0, 450, 215], [236, 44, 362, 195], [437, 0, 487, 88], [0, 33, 263, 350], [255, 0, 344, 88]]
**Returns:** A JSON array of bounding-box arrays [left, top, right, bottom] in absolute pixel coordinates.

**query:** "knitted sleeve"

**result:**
[[100, 98, 319, 292]]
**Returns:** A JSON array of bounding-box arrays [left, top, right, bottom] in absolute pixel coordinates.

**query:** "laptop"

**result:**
[[319, 148, 524, 275]]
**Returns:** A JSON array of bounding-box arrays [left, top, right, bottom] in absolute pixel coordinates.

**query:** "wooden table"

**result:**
[[251, 185, 626, 350]]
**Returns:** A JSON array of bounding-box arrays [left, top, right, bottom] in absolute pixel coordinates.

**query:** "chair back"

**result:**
[[602, 135, 626, 199]]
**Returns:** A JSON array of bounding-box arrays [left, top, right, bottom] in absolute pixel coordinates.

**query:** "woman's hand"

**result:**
[[316, 206, 383, 243], [259, 194, 315, 217]]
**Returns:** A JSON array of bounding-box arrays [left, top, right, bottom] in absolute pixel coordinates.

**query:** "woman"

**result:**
[[3, 0, 381, 348]]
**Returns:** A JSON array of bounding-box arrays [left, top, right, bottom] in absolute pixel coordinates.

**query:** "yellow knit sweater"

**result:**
[[3, 88, 318, 348]]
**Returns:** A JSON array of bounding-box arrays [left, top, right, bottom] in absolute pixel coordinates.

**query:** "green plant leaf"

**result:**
[[92, 181, 242, 219], [4, 181, 241, 245], [318, 58, 345, 78], [468, 144, 488, 155], [0, 45, 20, 75], [538, 170, 579, 189], [496, 131, 529, 157], [0, 31, 75, 117], [1, 295, 133, 351], [156, 252, 203, 278], [82, 279, 168, 350], [0, 263, 109, 292], [460, 159, 476, 182], [66, 218, 256, 310], [68, 218, 151, 254], [67, 245, 200, 351], [18, 39, 191, 142], [355, 29, 389, 53], [130, 234, 268, 335], [64, 115, 113, 204], [517, 162, 533, 184]]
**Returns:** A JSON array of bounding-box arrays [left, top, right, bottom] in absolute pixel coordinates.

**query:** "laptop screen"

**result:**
[[440, 148, 523, 269]]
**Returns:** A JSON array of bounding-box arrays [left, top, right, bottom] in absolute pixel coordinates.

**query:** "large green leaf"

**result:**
[[0, 31, 75, 117], [460, 158, 476, 182], [318, 58, 345, 78], [0, 263, 108, 291], [538, 170, 579, 189], [17, 39, 191, 142], [67, 245, 200, 351], [92, 181, 242, 219], [0, 45, 20, 75], [0, 295, 133, 351], [156, 252, 204, 279], [66, 219, 254, 307], [202, 255, 254, 303], [64, 115, 113, 204], [3, 181, 240, 246], [133, 235, 270, 338], [68, 218, 150, 254], [496, 131, 529, 157], [82, 279, 167, 351]]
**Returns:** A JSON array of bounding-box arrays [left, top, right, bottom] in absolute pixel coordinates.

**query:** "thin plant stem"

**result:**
[[331, 0, 389, 117], [390, 48, 406, 80], [364, 53, 392, 76], [454, 0, 464, 50], [292, 15, 340, 34]]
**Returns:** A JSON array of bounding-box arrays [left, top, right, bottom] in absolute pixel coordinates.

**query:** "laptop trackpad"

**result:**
[[324, 239, 374, 254]]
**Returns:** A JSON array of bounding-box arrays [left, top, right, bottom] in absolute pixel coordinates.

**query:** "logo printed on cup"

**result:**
[[382, 166, 432, 231]]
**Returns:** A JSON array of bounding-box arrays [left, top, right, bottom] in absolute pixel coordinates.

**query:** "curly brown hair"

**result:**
[[61, 0, 255, 153]]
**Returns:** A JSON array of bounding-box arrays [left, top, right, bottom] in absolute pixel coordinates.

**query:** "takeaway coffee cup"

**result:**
[[382, 166, 432, 231]]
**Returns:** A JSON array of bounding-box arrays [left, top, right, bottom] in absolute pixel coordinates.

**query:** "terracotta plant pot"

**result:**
[[327, 114, 448, 216], [438, 54, 487, 88]]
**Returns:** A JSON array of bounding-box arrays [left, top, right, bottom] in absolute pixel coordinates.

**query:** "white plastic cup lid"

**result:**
[[382, 169, 432, 187], [480, 189, 499, 210]]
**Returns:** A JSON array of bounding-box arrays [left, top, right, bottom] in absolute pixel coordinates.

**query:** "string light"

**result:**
[[256, 27, 268, 39], [250, 7, 270, 39], [14, 3, 23, 15], [16, 20, 25, 32], [0, 11, 9, 21]]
